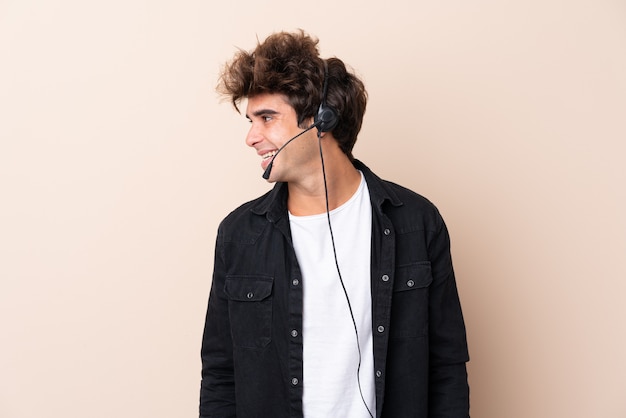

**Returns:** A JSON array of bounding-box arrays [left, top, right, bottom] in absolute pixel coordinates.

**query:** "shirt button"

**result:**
[[246, 292, 254, 299], [292, 278, 299, 286], [381, 274, 389, 282], [376, 370, 382, 378], [291, 329, 298, 337], [377, 325, 385, 333], [291, 377, 299, 386], [407, 280, 415, 287], [384, 228, 391, 236]]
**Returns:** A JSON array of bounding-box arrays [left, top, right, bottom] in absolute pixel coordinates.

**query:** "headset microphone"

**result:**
[[261, 121, 321, 180]]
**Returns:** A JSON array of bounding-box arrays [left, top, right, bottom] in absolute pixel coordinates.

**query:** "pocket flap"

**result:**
[[393, 263, 433, 292], [224, 276, 273, 301]]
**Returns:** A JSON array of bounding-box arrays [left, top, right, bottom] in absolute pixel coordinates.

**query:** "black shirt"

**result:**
[[200, 160, 470, 417]]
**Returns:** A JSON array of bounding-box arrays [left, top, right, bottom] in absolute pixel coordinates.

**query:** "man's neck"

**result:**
[[287, 155, 360, 217]]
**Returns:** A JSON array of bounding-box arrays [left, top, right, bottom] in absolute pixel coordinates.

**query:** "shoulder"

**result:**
[[215, 189, 274, 242], [358, 161, 442, 223], [221, 192, 268, 225], [382, 180, 444, 230], [216, 180, 291, 240], [360, 164, 445, 234], [382, 179, 437, 210]]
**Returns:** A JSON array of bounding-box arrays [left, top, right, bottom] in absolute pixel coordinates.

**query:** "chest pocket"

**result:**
[[390, 262, 433, 339], [224, 276, 273, 349]]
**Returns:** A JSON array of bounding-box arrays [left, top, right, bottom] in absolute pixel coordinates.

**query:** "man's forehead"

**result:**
[[245, 93, 292, 116]]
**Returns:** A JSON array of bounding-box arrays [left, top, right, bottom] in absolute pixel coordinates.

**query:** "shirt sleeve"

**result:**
[[427, 212, 470, 417], [199, 226, 237, 418]]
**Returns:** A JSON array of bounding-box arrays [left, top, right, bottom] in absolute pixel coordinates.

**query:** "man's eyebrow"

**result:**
[[245, 109, 280, 119]]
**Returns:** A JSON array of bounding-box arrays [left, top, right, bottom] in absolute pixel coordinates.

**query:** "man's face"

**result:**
[[245, 93, 318, 183]]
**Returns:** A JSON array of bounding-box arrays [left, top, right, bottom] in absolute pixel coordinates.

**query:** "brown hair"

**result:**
[[217, 30, 368, 159]]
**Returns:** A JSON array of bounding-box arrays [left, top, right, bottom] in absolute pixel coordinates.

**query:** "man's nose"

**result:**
[[245, 124, 261, 147]]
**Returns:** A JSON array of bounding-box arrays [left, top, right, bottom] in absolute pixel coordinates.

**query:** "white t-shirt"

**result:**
[[289, 171, 375, 418]]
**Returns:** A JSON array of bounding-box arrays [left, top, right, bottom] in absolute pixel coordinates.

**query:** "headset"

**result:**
[[314, 60, 339, 134]]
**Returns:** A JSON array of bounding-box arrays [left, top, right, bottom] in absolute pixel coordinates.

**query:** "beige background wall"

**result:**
[[1, 1, 625, 417]]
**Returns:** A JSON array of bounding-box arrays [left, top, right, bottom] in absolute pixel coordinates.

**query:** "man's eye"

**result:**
[[263, 116, 272, 122]]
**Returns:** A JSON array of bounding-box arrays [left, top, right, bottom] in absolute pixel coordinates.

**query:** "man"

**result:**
[[200, 30, 469, 417]]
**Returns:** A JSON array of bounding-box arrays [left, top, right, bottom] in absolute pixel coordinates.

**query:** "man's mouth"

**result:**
[[262, 150, 277, 161]]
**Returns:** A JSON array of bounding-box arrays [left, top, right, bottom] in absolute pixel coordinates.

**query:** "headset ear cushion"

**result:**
[[315, 105, 339, 132]]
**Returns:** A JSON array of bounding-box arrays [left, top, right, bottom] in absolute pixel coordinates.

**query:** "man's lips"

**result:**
[[259, 149, 278, 169]]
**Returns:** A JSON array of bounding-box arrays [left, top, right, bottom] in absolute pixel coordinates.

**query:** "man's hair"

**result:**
[[217, 30, 368, 159]]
